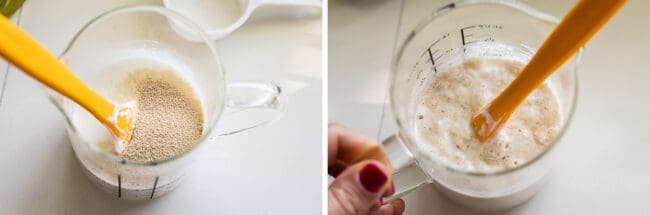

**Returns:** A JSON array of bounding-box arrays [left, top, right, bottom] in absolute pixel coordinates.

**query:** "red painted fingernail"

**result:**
[[379, 198, 384, 205], [391, 182, 395, 193], [359, 163, 388, 193]]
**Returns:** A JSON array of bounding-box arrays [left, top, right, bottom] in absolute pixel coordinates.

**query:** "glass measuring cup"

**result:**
[[384, 0, 581, 210], [48, 6, 284, 200], [163, 0, 322, 40]]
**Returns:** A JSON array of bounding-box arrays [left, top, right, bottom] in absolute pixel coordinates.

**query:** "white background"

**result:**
[[0, 0, 322, 214], [330, 0, 650, 214]]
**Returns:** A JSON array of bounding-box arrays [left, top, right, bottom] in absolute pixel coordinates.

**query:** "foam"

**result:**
[[414, 57, 561, 173]]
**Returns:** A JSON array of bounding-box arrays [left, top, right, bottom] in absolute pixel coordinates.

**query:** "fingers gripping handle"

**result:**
[[217, 82, 284, 136], [382, 134, 432, 202]]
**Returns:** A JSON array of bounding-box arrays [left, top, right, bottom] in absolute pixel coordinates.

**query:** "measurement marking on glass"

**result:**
[[118, 175, 122, 198], [150, 176, 159, 199], [428, 38, 441, 50], [424, 46, 441, 73], [460, 25, 476, 45], [434, 53, 443, 62], [427, 48, 437, 72]]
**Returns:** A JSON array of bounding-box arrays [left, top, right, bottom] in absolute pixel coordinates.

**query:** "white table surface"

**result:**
[[0, 0, 322, 214], [330, 0, 650, 214]]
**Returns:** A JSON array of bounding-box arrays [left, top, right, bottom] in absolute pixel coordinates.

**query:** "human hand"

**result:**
[[328, 123, 405, 215]]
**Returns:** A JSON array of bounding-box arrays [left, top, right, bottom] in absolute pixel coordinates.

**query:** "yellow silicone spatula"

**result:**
[[471, 0, 626, 142], [0, 15, 135, 152]]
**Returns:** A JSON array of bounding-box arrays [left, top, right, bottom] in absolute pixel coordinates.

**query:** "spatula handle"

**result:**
[[0, 15, 114, 122], [473, 0, 627, 141], [495, 0, 626, 113]]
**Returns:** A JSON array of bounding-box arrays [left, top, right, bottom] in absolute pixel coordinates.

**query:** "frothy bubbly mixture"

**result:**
[[415, 57, 561, 172]]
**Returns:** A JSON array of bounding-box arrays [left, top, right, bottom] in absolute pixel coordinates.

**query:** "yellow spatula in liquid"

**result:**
[[0, 15, 135, 152], [471, 0, 627, 141]]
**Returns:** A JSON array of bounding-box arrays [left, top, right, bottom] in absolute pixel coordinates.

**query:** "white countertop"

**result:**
[[0, 0, 321, 214], [330, 0, 650, 214]]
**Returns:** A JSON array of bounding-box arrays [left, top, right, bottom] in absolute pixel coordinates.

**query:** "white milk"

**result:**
[[68, 47, 206, 197], [165, 0, 245, 29]]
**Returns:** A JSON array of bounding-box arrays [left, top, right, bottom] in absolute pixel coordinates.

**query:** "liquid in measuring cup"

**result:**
[[69, 53, 208, 199], [100, 69, 204, 162], [165, 0, 245, 29], [414, 57, 561, 173], [411, 42, 565, 209]]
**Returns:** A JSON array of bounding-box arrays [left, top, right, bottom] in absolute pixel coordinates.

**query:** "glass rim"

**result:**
[[389, 0, 583, 177], [52, 5, 226, 166]]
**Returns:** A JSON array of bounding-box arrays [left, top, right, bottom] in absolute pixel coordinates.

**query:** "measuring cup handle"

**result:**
[[257, 0, 322, 7], [382, 134, 432, 202], [215, 82, 285, 136]]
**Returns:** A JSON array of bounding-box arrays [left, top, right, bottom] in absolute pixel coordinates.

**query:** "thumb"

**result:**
[[328, 161, 392, 215]]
